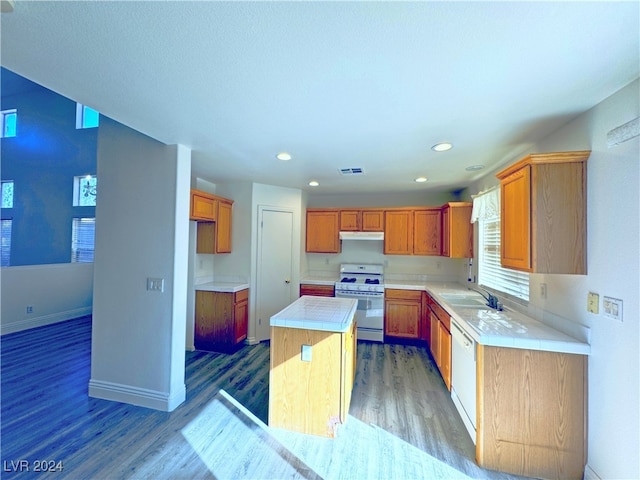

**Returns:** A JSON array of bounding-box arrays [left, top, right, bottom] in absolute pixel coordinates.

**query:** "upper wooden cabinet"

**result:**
[[190, 190, 217, 221], [414, 208, 441, 256], [191, 189, 234, 254], [384, 210, 413, 255], [339, 209, 384, 232], [441, 202, 473, 258], [306, 209, 340, 253], [496, 151, 589, 274]]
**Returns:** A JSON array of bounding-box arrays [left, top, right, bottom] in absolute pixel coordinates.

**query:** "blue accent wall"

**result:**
[[1, 68, 97, 266]]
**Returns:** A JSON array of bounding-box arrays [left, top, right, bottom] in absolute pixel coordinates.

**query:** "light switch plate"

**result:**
[[603, 296, 623, 322], [301, 344, 312, 362], [587, 292, 599, 314]]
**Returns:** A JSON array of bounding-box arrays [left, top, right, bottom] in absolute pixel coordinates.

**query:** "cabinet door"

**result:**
[[384, 290, 421, 339], [441, 206, 450, 257], [234, 298, 248, 344], [190, 191, 217, 221], [195, 291, 234, 351], [384, 210, 413, 255], [421, 292, 431, 345], [306, 210, 340, 253], [414, 209, 441, 255], [339, 210, 360, 231], [438, 321, 451, 390], [361, 210, 384, 231], [215, 200, 233, 254], [430, 310, 440, 365], [500, 166, 531, 270]]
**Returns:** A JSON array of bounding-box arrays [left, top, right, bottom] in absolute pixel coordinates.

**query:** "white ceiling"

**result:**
[[1, 1, 638, 194]]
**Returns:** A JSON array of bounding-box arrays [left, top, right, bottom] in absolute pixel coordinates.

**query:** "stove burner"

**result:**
[[365, 279, 380, 284], [340, 277, 357, 283]]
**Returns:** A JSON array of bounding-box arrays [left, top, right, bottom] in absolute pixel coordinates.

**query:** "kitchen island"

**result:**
[[268, 295, 357, 438]]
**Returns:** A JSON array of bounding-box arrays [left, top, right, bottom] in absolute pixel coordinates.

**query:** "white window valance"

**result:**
[[471, 186, 500, 223]]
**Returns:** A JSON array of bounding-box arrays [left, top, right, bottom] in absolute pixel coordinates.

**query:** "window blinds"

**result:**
[[71, 217, 95, 263]]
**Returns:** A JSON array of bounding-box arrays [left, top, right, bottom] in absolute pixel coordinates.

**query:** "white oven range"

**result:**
[[334, 263, 384, 342]]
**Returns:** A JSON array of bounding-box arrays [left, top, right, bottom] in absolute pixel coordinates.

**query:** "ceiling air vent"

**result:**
[[339, 167, 365, 176]]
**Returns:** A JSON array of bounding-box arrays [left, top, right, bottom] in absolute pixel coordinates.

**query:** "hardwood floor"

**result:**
[[1, 316, 528, 479]]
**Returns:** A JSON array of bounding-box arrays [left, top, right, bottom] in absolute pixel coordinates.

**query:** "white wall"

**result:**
[[0, 263, 93, 334], [465, 80, 639, 480], [89, 117, 190, 412]]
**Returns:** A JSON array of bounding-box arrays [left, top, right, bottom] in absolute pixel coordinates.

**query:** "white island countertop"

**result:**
[[270, 296, 357, 333]]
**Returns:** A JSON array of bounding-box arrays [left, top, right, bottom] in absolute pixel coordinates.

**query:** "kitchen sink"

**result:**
[[439, 293, 488, 309]]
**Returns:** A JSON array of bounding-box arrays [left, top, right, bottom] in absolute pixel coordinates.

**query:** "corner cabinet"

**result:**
[[195, 289, 248, 353], [306, 209, 340, 253], [496, 151, 589, 274], [441, 202, 473, 258], [190, 189, 234, 254], [384, 289, 421, 339]]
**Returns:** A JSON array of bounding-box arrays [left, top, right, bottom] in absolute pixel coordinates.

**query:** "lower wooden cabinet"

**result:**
[[195, 289, 248, 353], [427, 295, 451, 390], [384, 289, 421, 339], [476, 345, 587, 480], [300, 284, 335, 297]]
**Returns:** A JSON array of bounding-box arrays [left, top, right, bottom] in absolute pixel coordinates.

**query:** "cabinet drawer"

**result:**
[[300, 284, 335, 297], [234, 289, 249, 303], [385, 288, 422, 301], [431, 301, 451, 332]]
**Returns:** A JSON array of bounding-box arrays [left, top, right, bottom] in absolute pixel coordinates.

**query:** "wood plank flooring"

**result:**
[[1, 316, 529, 479]]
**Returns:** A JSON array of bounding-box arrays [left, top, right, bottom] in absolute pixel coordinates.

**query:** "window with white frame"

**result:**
[[473, 187, 529, 302], [1, 109, 17, 138], [76, 103, 99, 129], [73, 175, 97, 207], [1, 219, 11, 266], [71, 217, 96, 263], [2, 181, 14, 208]]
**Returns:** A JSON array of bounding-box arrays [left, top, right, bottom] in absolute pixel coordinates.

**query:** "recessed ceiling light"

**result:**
[[465, 164, 485, 171], [431, 142, 453, 152], [415, 177, 428, 183], [309, 180, 319, 187], [276, 152, 292, 161]]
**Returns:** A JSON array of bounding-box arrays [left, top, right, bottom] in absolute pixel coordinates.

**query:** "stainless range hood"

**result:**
[[339, 231, 384, 241]]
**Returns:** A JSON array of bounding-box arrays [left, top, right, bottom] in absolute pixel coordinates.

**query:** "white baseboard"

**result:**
[[1, 307, 92, 335], [583, 464, 601, 480], [88, 379, 186, 412]]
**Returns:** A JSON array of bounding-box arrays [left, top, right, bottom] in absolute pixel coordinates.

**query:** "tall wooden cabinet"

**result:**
[[496, 151, 589, 274], [195, 289, 248, 352]]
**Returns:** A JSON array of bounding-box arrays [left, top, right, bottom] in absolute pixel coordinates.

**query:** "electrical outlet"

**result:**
[[26, 305, 33, 314], [147, 277, 164, 292], [587, 292, 599, 314], [603, 296, 623, 322], [540, 283, 547, 299]]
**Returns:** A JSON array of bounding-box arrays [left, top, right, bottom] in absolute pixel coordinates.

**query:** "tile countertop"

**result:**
[[424, 283, 590, 356], [195, 281, 250, 293], [270, 296, 357, 333]]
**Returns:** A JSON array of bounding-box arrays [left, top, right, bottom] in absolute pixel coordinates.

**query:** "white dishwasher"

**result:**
[[451, 319, 477, 444]]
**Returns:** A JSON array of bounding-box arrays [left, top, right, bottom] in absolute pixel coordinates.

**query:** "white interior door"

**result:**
[[256, 207, 294, 342]]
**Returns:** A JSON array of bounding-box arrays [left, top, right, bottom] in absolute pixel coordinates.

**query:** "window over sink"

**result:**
[[474, 187, 529, 302]]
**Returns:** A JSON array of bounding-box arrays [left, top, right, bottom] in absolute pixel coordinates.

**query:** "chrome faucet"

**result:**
[[469, 287, 503, 311]]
